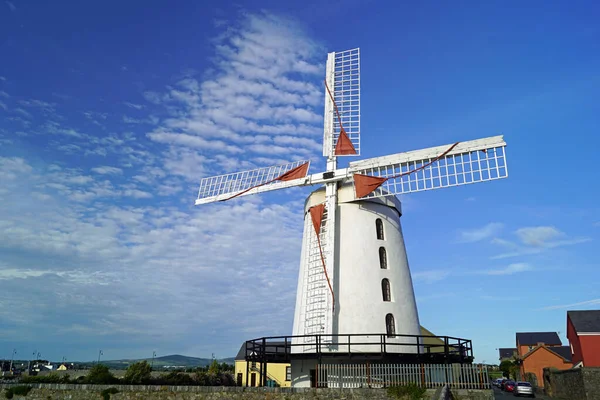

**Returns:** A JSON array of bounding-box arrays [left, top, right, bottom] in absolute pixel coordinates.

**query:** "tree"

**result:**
[[124, 361, 152, 384], [86, 364, 116, 384], [499, 360, 513, 378], [208, 359, 219, 374]]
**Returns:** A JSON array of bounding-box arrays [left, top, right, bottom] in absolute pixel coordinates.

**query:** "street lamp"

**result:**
[[28, 350, 37, 374], [97, 350, 103, 364], [151, 351, 156, 371], [9, 349, 16, 375]]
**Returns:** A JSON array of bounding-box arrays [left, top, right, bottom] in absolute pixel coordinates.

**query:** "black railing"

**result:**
[[243, 333, 474, 364]]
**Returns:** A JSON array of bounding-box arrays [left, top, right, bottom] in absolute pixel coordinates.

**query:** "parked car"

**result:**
[[504, 380, 516, 392], [513, 381, 535, 397], [493, 378, 504, 387], [500, 378, 508, 390]]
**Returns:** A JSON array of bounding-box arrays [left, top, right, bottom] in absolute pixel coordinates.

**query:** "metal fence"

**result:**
[[316, 363, 490, 389]]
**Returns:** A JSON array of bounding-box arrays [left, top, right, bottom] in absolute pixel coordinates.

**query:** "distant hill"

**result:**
[[77, 354, 235, 370]]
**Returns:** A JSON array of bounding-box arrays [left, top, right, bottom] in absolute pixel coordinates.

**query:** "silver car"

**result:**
[[513, 381, 535, 397]]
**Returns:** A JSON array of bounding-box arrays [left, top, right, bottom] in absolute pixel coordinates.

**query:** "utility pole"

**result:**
[[151, 351, 156, 371], [97, 350, 103, 364]]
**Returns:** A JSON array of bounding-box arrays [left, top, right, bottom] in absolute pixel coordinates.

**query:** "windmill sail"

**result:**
[[195, 160, 311, 205], [323, 48, 360, 158], [349, 135, 508, 199]]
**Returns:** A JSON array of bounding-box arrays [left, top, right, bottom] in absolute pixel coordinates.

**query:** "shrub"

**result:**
[[86, 364, 117, 384], [11, 386, 32, 396], [387, 383, 427, 400], [124, 361, 152, 384], [154, 371, 196, 386], [4, 386, 32, 399], [100, 387, 119, 400], [21, 373, 71, 384]]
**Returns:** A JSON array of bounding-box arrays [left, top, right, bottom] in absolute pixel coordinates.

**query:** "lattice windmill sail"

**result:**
[[323, 48, 361, 158], [194, 48, 509, 362]]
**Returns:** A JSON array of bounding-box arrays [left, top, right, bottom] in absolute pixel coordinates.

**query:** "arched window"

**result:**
[[386, 313, 396, 338], [381, 279, 391, 302], [379, 247, 387, 269], [376, 218, 384, 240]]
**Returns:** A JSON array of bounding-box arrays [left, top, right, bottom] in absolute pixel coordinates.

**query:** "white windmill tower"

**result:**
[[195, 48, 508, 386]]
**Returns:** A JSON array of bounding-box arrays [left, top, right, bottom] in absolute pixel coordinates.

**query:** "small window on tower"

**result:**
[[376, 218, 384, 240], [382, 279, 391, 301], [386, 313, 396, 338], [379, 247, 387, 269]]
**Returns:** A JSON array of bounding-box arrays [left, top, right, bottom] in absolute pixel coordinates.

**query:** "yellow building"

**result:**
[[420, 326, 447, 353], [234, 326, 445, 387], [234, 341, 291, 387]]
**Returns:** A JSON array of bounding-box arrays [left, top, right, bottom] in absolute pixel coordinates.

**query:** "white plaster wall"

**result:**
[[291, 185, 421, 354], [290, 359, 313, 388]]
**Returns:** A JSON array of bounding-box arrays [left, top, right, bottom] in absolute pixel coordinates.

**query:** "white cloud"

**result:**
[[491, 226, 591, 259], [91, 166, 123, 175], [485, 263, 532, 275], [124, 102, 145, 110], [145, 11, 324, 165], [148, 131, 243, 154], [541, 298, 600, 311], [0, 11, 330, 359], [515, 226, 561, 246], [457, 222, 503, 243]]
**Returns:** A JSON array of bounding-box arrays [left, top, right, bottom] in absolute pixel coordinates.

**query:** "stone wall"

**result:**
[[0, 384, 435, 400], [0, 383, 494, 400], [543, 367, 600, 400], [450, 388, 494, 400]]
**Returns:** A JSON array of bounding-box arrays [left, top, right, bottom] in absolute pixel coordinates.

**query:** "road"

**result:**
[[493, 386, 550, 399]]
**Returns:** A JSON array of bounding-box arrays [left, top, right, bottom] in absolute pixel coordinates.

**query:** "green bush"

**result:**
[[11, 386, 32, 396], [86, 364, 117, 384], [100, 387, 119, 400], [387, 383, 427, 400], [123, 361, 152, 384], [20, 373, 71, 384], [154, 371, 196, 386], [4, 386, 32, 399]]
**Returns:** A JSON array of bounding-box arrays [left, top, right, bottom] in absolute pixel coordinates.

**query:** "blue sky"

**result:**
[[1, 0, 599, 364]]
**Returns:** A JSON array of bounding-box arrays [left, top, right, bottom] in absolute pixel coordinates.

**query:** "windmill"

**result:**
[[195, 48, 508, 384]]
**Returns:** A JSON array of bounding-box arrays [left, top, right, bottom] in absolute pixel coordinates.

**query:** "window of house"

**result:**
[[376, 218, 384, 240], [379, 247, 387, 269], [386, 313, 396, 338], [286, 366, 291, 381], [382, 279, 391, 302]]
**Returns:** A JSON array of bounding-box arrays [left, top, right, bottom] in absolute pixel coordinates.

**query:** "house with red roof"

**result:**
[[516, 332, 572, 387]]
